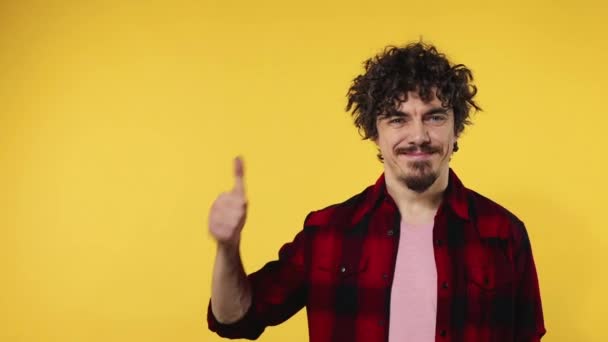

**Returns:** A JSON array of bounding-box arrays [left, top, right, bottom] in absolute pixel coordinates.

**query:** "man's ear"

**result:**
[[452, 134, 460, 153], [453, 127, 460, 153]]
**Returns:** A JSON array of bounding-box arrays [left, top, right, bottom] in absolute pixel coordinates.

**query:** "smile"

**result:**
[[400, 152, 434, 160]]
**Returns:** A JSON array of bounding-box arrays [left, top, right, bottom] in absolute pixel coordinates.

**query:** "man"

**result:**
[[207, 42, 546, 341]]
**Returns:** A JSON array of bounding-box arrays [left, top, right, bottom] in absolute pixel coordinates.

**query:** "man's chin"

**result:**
[[401, 172, 438, 193]]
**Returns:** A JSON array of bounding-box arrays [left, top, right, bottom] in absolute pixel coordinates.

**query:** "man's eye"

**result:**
[[427, 115, 446, 123], [389, 117, 405, 124]]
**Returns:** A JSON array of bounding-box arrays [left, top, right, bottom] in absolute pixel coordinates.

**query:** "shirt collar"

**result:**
[[368, 168, 470, 221]]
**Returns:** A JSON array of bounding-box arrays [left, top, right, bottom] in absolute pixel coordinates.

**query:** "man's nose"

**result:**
[[408, 119, 431, 145]]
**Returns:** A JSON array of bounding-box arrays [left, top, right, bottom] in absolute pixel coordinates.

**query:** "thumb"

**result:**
[[232, 156, 246, 196]]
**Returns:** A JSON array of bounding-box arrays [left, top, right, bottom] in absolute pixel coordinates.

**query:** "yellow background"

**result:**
[[1, 0, 606, 341]]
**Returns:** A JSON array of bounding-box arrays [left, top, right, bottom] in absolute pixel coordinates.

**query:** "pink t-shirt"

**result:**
[[388, 221, 437, 342]]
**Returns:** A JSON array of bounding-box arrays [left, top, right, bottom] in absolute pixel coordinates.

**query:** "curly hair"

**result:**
[[346, 41, 481, 153]]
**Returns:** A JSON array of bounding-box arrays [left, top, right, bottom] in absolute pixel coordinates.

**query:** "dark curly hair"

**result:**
[[346, 41, 481, 154]]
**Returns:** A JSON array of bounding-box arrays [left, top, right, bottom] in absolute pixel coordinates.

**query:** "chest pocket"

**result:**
[[319, 257, 368, 315], [311, 255, 369, 315], [466, 264, 512, 291], [465, 238, 515, 331], [466, 237, 513, 289], [315, 255, 369, 279]]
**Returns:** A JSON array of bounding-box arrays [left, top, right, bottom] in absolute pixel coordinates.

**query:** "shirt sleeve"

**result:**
[[207, 219, 310, 339], [513, 220, 547, 341]]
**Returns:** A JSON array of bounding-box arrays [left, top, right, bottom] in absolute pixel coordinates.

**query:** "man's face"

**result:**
[[374, 90, 457, 193]]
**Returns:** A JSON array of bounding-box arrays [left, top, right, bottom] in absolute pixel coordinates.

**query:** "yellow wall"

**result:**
[[1, 0, 606, 341]]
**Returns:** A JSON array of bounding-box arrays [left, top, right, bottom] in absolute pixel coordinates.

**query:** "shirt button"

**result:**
[[340, 266, 347, 273], [377, 319, 385, 326], [387, 229, 394, 236], [439, 329, 447, 337], [382, 273, 388, 279], [436, 239, 443, 246], [442, 281, 449, 289]]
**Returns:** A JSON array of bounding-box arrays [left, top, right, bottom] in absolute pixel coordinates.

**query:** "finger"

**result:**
[[232, 156, 246, 196]]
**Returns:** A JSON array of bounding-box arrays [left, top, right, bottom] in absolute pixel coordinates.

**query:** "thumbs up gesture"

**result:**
[[208, 156, 248, 247]]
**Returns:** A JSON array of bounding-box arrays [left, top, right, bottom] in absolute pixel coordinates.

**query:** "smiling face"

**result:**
[[374, 89, 457, 193]]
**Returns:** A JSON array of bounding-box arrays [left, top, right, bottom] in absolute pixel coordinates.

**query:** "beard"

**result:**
[[400, 160, 439, 193], [394, 143, 441, 193]]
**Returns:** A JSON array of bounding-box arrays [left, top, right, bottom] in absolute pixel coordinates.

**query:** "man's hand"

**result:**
[[209, 156, 248, 247]]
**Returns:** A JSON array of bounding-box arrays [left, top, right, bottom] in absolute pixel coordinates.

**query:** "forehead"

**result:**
[[396, 90, 443, 108], [387, 90, 451, 117]]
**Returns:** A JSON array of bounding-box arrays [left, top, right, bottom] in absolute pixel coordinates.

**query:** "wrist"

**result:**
[[216, 240, 241, 258]]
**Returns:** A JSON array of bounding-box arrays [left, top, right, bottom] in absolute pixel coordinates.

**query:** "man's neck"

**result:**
[[385, 168, 449, 225]]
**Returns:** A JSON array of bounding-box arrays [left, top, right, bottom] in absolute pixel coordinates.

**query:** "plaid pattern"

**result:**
[[208, 169, 546, 341]]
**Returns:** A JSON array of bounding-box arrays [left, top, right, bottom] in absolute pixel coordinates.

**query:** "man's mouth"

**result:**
[[401, 151, 433, 159]]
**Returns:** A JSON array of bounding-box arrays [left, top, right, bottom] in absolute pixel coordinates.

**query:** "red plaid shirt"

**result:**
[[208, 169, 546, 341]]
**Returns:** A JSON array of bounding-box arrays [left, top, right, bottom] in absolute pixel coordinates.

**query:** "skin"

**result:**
[[374, 89, 458, 225], [208, 157, 252, 323], [207, 89, 459, 322]]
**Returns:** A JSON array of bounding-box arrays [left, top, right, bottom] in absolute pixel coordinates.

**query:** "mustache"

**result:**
[[395, 144, 441, 155]]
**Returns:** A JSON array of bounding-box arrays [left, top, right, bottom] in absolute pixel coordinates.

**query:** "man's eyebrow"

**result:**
[[378, 110, 406, 119], [381, 107, 449, 118], [423, 107, 450, 116]]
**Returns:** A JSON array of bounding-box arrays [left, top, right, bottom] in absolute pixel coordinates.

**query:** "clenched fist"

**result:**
[[208, 156, 248, 247]]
